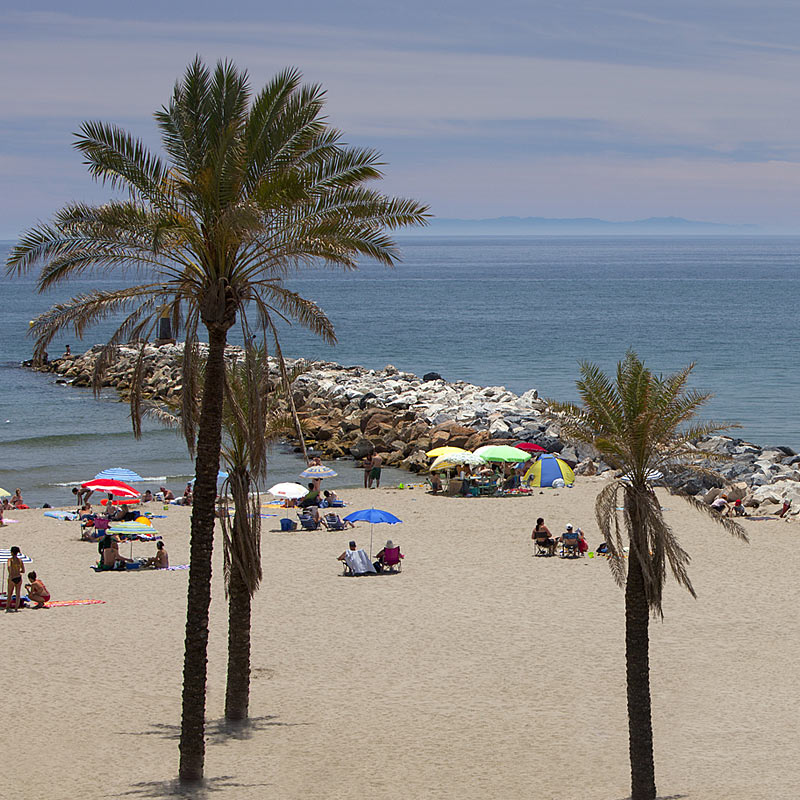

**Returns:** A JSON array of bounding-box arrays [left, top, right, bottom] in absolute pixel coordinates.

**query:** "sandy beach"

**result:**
[[1, 479, 797, 800]]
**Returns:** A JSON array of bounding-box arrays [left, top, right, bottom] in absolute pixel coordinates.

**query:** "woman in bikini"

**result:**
[[6, 546, 25, 611], [24, 571, 50, 608]]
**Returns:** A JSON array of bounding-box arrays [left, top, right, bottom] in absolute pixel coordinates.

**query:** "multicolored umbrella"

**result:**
[[523, 454, 575, 487], [93, 468, 144, 482], [429, 452, 485, 471], [473, 445, 532, 463], [299, 465, 338, 479], [81, 478, 140, 498]]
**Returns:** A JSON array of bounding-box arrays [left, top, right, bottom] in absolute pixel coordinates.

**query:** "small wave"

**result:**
[[0, 429, 177, 448], [49, 473, 190, 487]]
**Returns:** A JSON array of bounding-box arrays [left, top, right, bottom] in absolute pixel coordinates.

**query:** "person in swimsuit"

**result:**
[[11, 489, 27, 509], [369, 453, 383, 488], [144, 541, 169, 569], [362, 454, 373, 489], [6, 546, 25, 611], [24, 571, 50, 608], [532, 518, 558, 556]]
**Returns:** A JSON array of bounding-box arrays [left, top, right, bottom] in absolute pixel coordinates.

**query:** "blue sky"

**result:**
[[3, 1, 800, 237]]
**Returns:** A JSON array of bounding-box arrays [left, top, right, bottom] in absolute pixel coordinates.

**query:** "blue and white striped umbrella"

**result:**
[[299, 465, 338, 479], [0, 549, 32, 564], [94, 468, 145, 482]]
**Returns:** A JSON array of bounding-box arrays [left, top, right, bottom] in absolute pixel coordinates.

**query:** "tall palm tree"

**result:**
[[553, 352, 747, 800], [6, 58, 429, 783]]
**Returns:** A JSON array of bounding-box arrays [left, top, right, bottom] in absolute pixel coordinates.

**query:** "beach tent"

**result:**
[[524, 454, 575, 487]]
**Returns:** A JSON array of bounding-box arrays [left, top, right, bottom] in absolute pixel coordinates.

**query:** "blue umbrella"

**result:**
[[94, 467, 144, 482], [189, 471, 229, 485], [343, 508, 402, 557]]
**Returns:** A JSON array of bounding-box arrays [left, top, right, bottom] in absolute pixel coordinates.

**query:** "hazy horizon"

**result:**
[[3, 2, 800, 239]]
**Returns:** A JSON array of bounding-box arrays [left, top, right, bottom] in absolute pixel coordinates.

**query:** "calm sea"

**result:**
[[2, 236, 798, 507]]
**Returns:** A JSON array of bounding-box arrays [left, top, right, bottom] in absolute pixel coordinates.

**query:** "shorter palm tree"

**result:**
[[552, 352, 747, 800]]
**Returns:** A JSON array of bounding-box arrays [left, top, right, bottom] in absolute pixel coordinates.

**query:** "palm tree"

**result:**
[[6, 58, 429, 783], [553, 352, 747, 800], [217, 350, 299, 722]]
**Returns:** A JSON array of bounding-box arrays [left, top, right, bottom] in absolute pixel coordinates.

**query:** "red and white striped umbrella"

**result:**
[[80, 478, 140, 498]]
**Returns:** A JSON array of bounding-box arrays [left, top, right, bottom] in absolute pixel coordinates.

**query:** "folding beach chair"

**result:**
[[378, 546, 404, 573], [323, 513, 347, 531], [297, 513, 320, 531]]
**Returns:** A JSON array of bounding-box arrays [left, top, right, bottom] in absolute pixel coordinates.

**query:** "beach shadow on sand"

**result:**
[[120, 714, 304, 744], [113, 775, 270, 798]]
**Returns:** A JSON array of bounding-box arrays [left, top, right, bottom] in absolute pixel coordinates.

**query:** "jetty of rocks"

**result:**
[[29, 343, 799, 516]]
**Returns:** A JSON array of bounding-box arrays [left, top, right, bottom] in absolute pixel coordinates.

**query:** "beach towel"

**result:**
[[91, 563, 189, 572], [44, 510, 78, 521], [1, 518, 19, 524], [344, 548, 377, 575], [43, 599, 105, 607]]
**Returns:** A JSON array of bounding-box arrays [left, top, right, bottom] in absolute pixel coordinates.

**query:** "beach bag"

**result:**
[[280, 518, 297, 532]]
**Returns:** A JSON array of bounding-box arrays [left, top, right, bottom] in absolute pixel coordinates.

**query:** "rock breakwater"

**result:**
[[30, 343, 799, 516]]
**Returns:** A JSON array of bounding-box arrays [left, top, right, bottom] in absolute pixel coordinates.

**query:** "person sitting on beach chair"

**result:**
[[297, 511, 320, 530], [322, 513, 353, 531], [338, 541, 377, 575], [532, 518, 557, 556], [374, 540, 404, 573], [560, 524, 581, 557]]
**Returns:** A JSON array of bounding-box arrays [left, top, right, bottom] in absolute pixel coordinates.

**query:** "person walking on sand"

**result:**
[[24, 571, 50, 608], [369, 452, 383, 489], [363, 453, 373, 489], [6, 546, 25, 611]]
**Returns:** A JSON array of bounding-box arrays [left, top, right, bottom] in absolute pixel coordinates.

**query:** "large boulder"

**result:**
[[446, 425, 477, 448], [361, 409, 396, 435], [349, 437, 375, 459]]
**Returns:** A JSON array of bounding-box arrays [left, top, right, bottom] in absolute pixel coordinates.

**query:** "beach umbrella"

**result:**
[[524, 454, 575, 487], [299, 465, 338, 479], [0, 487, 10, 498], [81, 478, 140, 498], [109, 521, 161, 557], [0, 549, 33, 592], [514, 442, 547, 453], [473, 444, 532, 463], [343, 508, 402, 558], [93, 468, 144, 482], [268, 482, 307, 500], [189, 470, 229, 485], [620, 469, 663, 484], [429, 452, 485, 471], [425, 446, 469, 458]]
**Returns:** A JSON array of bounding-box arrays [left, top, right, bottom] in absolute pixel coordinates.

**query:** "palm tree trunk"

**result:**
[[225, 564, 252, 720], [625, 539, 657, 800], [179, 325, 228, 783]]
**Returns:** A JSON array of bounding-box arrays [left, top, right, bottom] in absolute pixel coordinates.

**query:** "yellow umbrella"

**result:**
[[0, 487, 10, 498], [426, 446, 469, 458]]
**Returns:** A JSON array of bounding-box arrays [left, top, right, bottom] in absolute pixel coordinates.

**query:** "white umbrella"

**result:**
[[268, 482, 307, 500], [430, 452, 486, 471]]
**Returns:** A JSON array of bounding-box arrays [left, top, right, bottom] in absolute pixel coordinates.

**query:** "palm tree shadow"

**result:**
[[120, 714, 303, 744], [616, 795, 689, 800], [113, 775, 270, 798]]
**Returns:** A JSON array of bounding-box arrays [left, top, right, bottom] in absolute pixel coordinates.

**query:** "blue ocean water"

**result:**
[[2, 236, 798, 507]]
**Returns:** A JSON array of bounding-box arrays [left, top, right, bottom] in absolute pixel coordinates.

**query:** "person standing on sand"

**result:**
[[6, 546, 25, 611], [369, 452, 383, 489], [363, 454, 373, 489]]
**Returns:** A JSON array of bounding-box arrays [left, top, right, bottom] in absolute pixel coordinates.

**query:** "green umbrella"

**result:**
[[473, 444, 532, 463]]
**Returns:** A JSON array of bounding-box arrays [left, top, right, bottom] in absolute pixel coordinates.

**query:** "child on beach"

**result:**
[[5, 546, 25, 611], [25, 572, 50, 608]]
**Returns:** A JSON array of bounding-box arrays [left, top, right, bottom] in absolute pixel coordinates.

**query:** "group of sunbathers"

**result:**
[[3, 489, 29, 510], [532, 517, 588, 557], [4, 546, 49, 611], [97, 535, 169, 570]]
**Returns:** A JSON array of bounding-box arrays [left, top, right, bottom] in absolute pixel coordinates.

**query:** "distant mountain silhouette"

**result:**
[[420, 216, 758, 235]]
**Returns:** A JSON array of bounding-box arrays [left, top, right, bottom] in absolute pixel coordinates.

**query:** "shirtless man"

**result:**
[[369, 453, 383, 489], [72, 486, 93, 508], [145, 541, 169, 569]]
